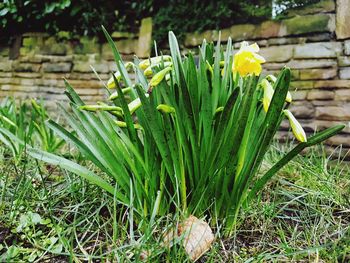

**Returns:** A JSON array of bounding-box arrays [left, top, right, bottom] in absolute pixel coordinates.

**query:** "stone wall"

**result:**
[[182, 0, 350, 158], [0, 0, 349, 157]]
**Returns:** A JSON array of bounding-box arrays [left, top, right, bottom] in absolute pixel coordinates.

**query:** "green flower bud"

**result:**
[[79, 105, 123, 113], [139, 55, 172, 70], [107, 71, 122, 89], [115, 120, 143, 130], [108, 87, 132, 100], [261, 79, 274, 113], [157, 104, 175, 114], [0, 115, 17, 128], [149, 67, 173, 88]]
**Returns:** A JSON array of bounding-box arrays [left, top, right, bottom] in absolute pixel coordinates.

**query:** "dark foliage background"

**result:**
[[0, 0, 321, 43]]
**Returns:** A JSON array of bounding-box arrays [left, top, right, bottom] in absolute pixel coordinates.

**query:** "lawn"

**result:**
[[1, 143, 349, 262]]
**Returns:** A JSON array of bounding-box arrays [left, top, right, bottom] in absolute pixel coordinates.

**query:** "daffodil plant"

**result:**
[[8, 28, 344, 234]]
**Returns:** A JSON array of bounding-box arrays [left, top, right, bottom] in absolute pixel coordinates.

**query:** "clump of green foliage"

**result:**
[[4, 28, 343, 236], [0, 97, 65, 162]]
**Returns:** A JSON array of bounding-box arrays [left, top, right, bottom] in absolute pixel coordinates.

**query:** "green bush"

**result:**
[[4, 29, 343, 235], [0, 0, 321, 43]]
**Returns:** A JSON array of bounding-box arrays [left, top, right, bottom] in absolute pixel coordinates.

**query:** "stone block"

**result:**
[[316, 105, 350, 120], [313, 120, 350, 133], [338, 55, 350, 66], [42, 62, 72, 73], [13, 72, 41, 78], [259, 21, 281, 39], [345, 40, 350, 55], [280, 14, 334, 36], [74, 37, 100, 54], [294, 42, 342, 58], [335, 89, 350, 101], [290, 80, 314, 89], [283, 0, 335, 17], [307, 90, 334, 100], [112, 31, 137, 39], [0, 61, 12, 72], [289, 102, 315, 118], [326, 134, 350, 147], [230, 24, 256, 41], [260, 45, 294, 62], [290, 90, 308, 100], [336, 0, 350, 39], [314, 80, 350, 88], [299, 68, 337, 80], [287, 59, 337, 69], [137, 17, 152, 58], [13, 62, 41, 72], [340, 67, 350, 79], [117, 39, 138, 55]]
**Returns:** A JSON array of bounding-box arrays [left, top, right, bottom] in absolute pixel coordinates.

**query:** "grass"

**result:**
[[0, 141, 349, 262]]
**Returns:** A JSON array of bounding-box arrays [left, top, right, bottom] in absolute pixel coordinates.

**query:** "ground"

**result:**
[[0, 143, 349, 262]]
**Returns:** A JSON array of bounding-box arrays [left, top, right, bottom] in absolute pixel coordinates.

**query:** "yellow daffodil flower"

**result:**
[[233, 42, 265, 77], [283, 109, 307, 142]]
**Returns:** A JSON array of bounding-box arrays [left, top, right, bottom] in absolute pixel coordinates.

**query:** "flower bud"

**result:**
[[0, 115, 17, 128], [108, 87, 132, 100], [115, 120, 142, 130], [107, 71, 122, 89], [79, 105, 123, 113], [149, 67, 173, 88], [144, 61, 173, 78], [139, 55, 172, 70], [157, 104, 175, 114], [261, 79, 274, 113], [283, 109, 307, 142]]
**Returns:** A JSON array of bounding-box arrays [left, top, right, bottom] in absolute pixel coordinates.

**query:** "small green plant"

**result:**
[[5, 28, 344, 236], [0, 97, 65, 161]]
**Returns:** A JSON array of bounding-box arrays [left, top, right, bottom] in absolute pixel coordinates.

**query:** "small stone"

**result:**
[[338, 56, 350, 67], [316, 105, 350, 121], [294, 42, 342, 58], [42, 62, 72, 73], [290, 81, 314, 89], [137, 17, 153, 58], [314, 80, 350, 88], [289, 102, 315, 119], [13, 62, 41, 72], [260, 45, 293, 62], [307, 90, 334, 100], [0, 61, 13, 72], [287, 59, 337, 69], [336, 0, 350, 39], [340, 67, 350, 79], [280, 14, 334, 36], [335, 89, 350, 101], [299, 68, 337, 80], [290, 90, 308, 100]]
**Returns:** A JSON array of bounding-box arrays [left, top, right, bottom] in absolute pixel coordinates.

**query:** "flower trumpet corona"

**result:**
[[232, 42, 265, 77], [283, 109, 307, 142]]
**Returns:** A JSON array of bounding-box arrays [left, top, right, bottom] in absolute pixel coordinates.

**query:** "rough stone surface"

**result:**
[[307, 90, 334, 100], [280, 14, 334, 36], [338, 56, 350, 66], [42, 62, 72, 73], [294, 42, 342, 58], [316, 105, 350, 121], [286, 59, 337, 69], [336, 0, 350, 39], [260, 45, 293, 62], [299, 68, 337, 80], [335, 89, 350, 101], [339, 67, 350, 79], [137, 17, 152, 58]]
